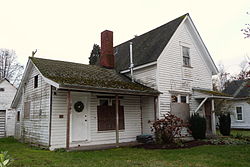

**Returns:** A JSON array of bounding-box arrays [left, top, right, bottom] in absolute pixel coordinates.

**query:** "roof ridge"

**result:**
[[29, 56, 97, 67], [114, 13, 188, 48]]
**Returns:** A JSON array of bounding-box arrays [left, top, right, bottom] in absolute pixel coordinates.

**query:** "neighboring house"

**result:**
[[223, 79, 250, 129], [0, 78, 17, 137], [12, 13, 223, 150]]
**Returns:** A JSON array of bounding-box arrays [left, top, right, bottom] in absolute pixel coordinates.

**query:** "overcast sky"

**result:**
[[0, 0, 249, 75]]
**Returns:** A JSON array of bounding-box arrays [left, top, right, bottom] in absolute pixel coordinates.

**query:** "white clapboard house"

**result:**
[[0, 78, 17, 138], [223, 79, 250, 129], [12, 13, 226, 150]]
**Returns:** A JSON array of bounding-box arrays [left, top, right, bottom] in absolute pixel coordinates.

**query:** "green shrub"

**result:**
[[0, 151, 13, 167], [189, 113, 206, 139], [218, 113, 231, 136], [152, 114, 187, 144]]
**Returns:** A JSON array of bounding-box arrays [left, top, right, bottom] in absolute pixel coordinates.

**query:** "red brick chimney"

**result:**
[[100, 30, 114, 68]]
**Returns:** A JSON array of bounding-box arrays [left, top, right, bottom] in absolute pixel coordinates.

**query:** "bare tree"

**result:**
[[0, 49, 23, 86], [233, 56, 250, 80], [213, 63, 230, 91], [241, 12, 250, 38]]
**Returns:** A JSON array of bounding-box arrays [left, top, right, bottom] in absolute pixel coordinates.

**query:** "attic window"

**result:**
[[34, 75, 38, 88], [182, 46, 190, 66], [0, 88, 4, 91]]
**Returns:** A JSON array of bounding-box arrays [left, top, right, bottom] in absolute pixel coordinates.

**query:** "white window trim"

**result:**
[[180, 42, 192, 67], [235, 105, 244, 122], [172, 94, 189, 104]]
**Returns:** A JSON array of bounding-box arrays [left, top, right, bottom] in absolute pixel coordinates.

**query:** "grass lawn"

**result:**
[[217, 129, 250, 137], [0, 138, 250, 167]]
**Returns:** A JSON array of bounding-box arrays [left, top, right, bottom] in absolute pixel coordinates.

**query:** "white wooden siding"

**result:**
[[126, 65, 157, 89], [0, 110, 5, 138], [50, 91, 143, 150], [229, 100, 250, 129], [0, 80, 17, 137], [157, 20, 213, 117], [141, 96, 154, 134], [15, 65, 51, 147]]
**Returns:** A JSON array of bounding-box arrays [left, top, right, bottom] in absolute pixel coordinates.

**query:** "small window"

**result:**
[[17, 111, 20, 122], [0, 88, 4, 91], [171, 95, 178, 103], [182, 46, 190, 66], [181, 96, 187, 103], [236, 106, 243, 121], [24, 101, 31, 119], [34, 75, 38, 88]]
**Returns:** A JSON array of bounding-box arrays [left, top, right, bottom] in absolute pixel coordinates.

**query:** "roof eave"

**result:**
[[59, 84, 160, 96]]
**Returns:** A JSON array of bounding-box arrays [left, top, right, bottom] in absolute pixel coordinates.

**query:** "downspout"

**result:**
[[129, 42, 134, 82]]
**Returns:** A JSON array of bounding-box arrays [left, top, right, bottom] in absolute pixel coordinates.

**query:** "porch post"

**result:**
[[115, 94, 119, 147], [154, 96, 157, 121], [211, 99, 216, 135], [66, 91, 72, 150]]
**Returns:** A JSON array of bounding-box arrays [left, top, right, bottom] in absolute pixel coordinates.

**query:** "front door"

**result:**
[[204, 100, 212, 134], [71, 93, 89, 142]]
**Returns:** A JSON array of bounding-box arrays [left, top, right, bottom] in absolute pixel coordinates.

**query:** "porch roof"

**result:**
[[193, 88, 233, 100], [31, 57, 160, 96]]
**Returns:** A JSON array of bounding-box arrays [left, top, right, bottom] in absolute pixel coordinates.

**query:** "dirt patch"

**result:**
[[134, 140, 214, 150]]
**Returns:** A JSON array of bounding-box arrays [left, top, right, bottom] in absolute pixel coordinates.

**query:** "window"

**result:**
[[236, 106, 243, 121], [0, 88, 4, 91], [34, 75, 38, 88], [97, 99, 124, 131], [24, 101, 31, 119], [171, 95, 178, 103], [17, 111, 20, 122], [181, 96, 187, 103], [182, 46, 190, 66]]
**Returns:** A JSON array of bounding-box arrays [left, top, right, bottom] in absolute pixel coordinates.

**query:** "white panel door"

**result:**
[[71, 94, 89, 142], [0, 110, 6, 138]]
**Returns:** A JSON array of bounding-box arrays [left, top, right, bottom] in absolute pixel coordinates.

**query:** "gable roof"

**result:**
[[0, 78, 16, 89], [223, 79, 250, 98], [30, 57, 159, 95], [114, 13, 218, 75], [114, 14, 187, 71]]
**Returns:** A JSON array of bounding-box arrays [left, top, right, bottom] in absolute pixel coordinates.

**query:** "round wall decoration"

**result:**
[[74, 101, 84, 112]]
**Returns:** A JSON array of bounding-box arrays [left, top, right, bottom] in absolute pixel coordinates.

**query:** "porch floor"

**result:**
[[68, 141, 140, 151]]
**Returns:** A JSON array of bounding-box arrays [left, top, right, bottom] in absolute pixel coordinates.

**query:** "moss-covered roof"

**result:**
[[30, 57, 159, 95], [194, 89, 232, 97]]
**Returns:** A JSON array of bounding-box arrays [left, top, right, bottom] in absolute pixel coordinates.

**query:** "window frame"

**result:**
[[171, 94, 189, 104], [182, 46, 191, 67], [34, 75, 38, 88], [24, 101, 31, 119], [235, 106, 243, 121], [97, 98, 125, 132], [17, 111, 20, 122]]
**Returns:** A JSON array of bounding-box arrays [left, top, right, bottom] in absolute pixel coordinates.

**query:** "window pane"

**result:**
[[181, 96, 186, 103], [171, 95, 177, 103], [182, 46, 190, 66], [236, 107, 243, 120]]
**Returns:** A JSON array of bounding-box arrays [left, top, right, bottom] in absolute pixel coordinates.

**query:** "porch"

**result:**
[[49, 89, 158, 151]]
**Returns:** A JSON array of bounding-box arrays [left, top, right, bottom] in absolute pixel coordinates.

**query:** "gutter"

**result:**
[[59, 84, 161, 97]]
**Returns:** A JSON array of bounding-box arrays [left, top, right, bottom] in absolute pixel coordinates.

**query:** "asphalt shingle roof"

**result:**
[[30, 57, 159, 95], [223, 79, 250, 98], [114, 14, 187, 71]]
